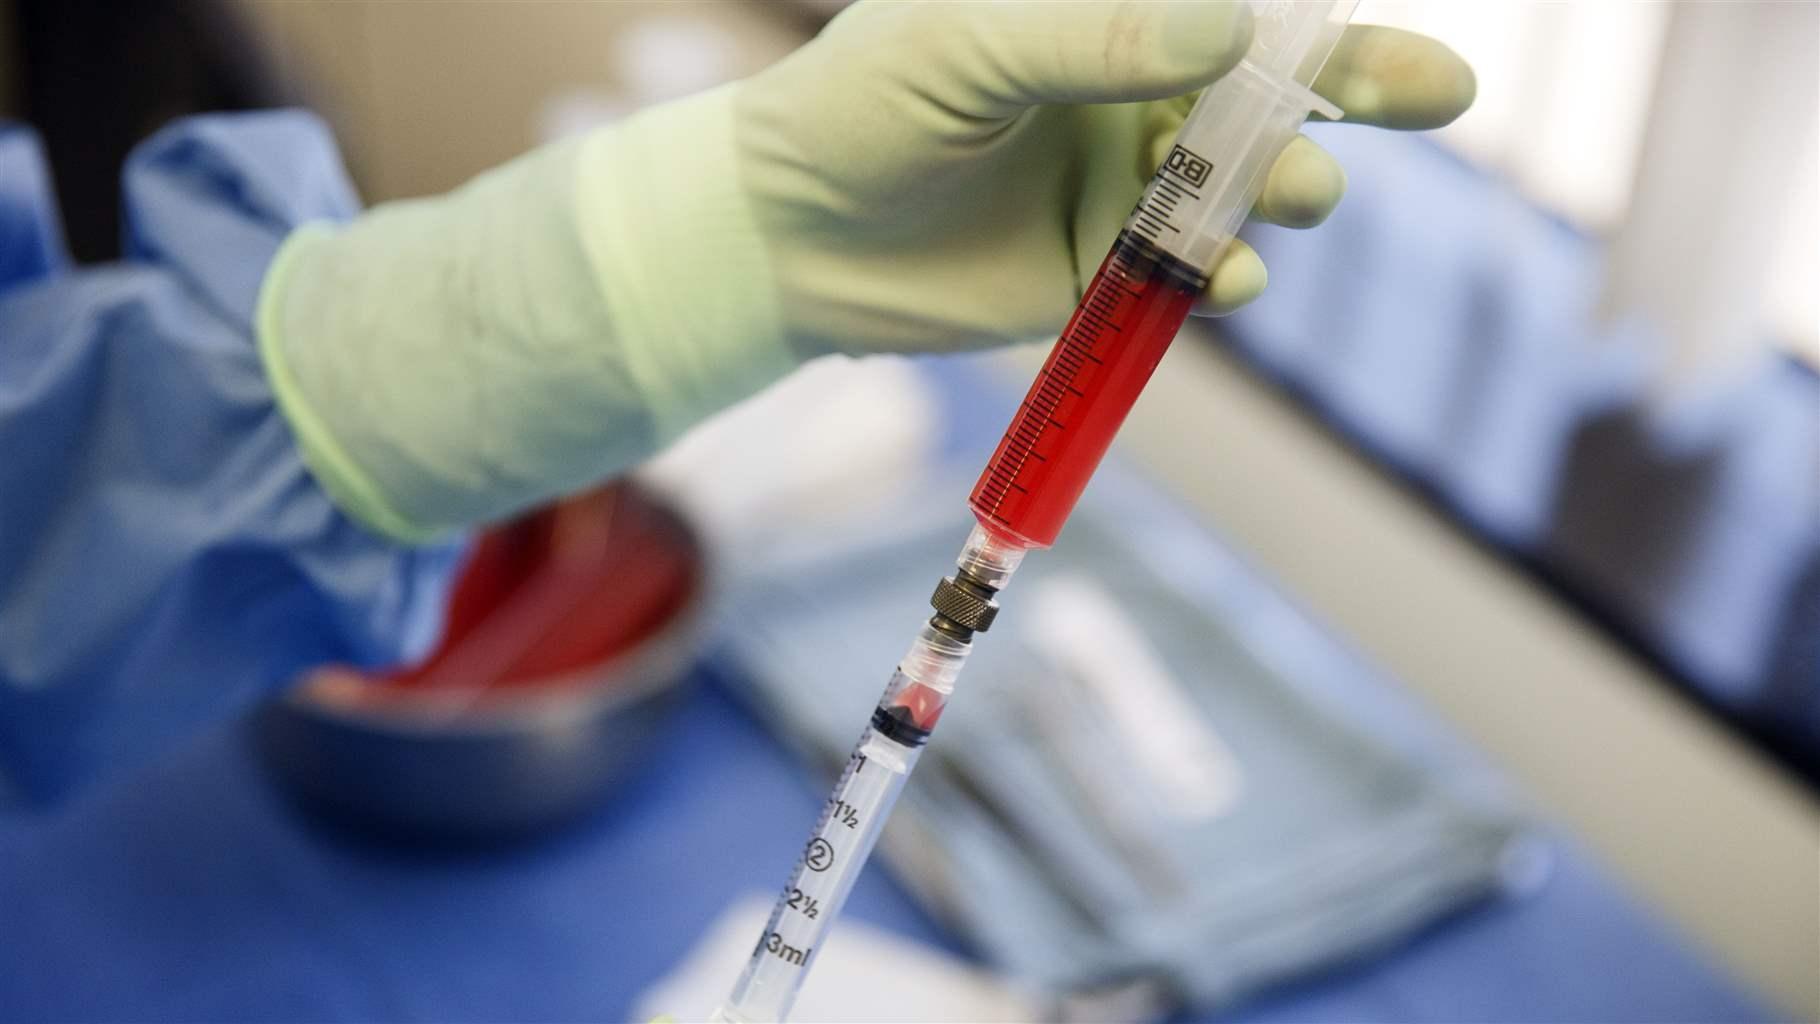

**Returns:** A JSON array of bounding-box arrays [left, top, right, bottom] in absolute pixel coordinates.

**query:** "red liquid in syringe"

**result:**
[[969, 232, 1200, 549]]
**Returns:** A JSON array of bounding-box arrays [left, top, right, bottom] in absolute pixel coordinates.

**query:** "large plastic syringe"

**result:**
[[715, 4, 1354, 1020]]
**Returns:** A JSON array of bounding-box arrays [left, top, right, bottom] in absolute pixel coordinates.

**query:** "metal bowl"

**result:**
[[253, 483, 707, 841]]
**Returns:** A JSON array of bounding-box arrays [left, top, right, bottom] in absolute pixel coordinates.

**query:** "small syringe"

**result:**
[[716, 4, 1354, 1020], [713, 524, 1023, 1024]]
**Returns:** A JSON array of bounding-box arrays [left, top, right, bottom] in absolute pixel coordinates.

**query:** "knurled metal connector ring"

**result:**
[[931, 576, 998, 633]]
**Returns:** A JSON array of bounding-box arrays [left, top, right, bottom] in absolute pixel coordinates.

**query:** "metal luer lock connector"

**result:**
[[928, 570, 999, 639]]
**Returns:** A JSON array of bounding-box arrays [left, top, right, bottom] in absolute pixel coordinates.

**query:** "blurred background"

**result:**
[[0, 1, 1815, 1022]]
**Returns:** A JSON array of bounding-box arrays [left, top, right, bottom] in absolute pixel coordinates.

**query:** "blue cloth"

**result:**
[[1231, 125, 1820, 782], [0, 115, 461, 805], [0, 125, 68, 284], [0, 659, 1768, 1022]]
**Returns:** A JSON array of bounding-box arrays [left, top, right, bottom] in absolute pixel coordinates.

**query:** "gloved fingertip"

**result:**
[[1318, 26, 1478, 130], [1256, 135, 1347, 229], [1161, 0, 1256, 86], [1195, 240, 1267, 317]]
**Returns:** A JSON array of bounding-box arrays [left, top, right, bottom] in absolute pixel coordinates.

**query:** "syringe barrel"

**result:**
[[969, 0, 1354, 550], [717, 729, 915, 1024], [1127, 58, 1343, 275], [968, 234, 1199, 549], [1126, 0, 1352, 275], [716, 623, 975, 1024]]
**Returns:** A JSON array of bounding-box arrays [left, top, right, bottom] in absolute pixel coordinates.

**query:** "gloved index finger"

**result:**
[[904, 0, 1255, 120], [1312, 25, 1477, 130]]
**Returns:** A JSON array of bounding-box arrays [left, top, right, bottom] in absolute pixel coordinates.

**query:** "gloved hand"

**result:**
[[259, 1, 1473, 541], [735, 2, 1472, 354]]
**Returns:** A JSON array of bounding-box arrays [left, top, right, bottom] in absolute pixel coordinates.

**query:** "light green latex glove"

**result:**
[[259, 1, 1472, 541]]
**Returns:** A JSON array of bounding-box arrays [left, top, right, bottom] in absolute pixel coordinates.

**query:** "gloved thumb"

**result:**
[[901, 0, 1256, 121]]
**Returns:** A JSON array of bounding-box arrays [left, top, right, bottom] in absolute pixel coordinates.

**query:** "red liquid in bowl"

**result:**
[[320, 484, 701, 706]]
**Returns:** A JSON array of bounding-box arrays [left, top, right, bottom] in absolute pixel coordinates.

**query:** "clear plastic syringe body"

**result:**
[[717, 4, 1356, 1019], [714, 526, 1026, 1024], [971, 0, 1354, 549]]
